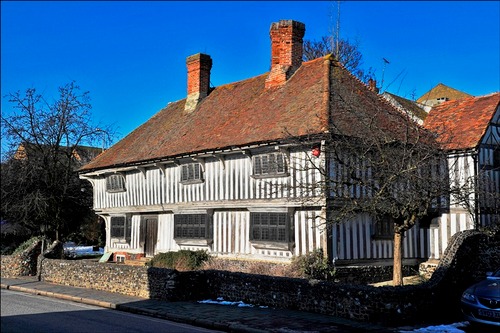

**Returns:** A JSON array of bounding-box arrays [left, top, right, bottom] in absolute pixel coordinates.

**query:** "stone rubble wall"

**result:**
[[1, 240, 41, 278], [7, 230, 499, 326], [41, 260, 152, 298]]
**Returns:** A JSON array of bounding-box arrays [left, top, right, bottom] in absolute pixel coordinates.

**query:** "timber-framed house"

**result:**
[[79, 19, 499, 265]]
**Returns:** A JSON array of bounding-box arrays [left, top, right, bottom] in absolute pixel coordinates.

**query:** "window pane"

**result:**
[[250, 212, 288, 242], [174, 214, 207, 239], [276, 154, 285, 173], [106, 175, 126, 192], [253, 153, 286, 177], [194, 164, 200, 179], [254, 156, 262, 175], [261, 155, 269, 174], [181, 163, 203, 182], [110, 216, 126, 238]]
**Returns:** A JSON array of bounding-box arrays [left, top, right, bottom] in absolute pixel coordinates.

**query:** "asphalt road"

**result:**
[[1, 289, 222, 333]]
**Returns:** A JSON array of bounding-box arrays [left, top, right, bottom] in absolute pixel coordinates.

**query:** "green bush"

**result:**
[[291, 248, 336, 281], [147, 250, 211, 270], [12, 236, 44, 255], [480, 221, 500, 239]]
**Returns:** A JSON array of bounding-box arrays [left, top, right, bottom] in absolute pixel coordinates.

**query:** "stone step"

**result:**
[[124, 258, 151, 266]]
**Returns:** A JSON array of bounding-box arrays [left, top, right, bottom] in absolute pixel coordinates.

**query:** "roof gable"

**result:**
[[423, 92, 500, 150], [416, 83, 472, 106]]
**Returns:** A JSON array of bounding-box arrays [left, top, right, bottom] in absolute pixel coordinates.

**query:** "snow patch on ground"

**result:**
[[198, 297, 472, 332], [198, 297, 268, 308], [399, 322, 469, 332]]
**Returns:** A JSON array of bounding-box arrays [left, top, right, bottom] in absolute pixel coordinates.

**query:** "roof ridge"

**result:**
[[332, 59, 419, 123]]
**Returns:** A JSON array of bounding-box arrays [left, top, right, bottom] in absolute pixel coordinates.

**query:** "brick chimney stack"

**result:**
[[185, 53, 212, 112], [265, 20, 305, 89], [368, 79, 380, 94]]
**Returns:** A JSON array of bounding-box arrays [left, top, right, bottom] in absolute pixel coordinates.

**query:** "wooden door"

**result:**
[[141, 216, 158, 257]]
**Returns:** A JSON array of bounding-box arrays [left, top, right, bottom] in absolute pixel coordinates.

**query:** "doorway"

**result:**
[[141, 216, 158, 257]]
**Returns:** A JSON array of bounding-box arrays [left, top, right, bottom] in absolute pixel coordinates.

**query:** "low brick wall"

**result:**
[[30, 230, 500, 326]]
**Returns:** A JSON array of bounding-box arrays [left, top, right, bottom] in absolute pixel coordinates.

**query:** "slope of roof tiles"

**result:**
[[383, 92, 428, 122], [423, 92, 500, 150], [80, 55, 418, 172], [416, 83, 472, 105]]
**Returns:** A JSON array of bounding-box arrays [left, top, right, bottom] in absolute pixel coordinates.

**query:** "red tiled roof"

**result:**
[[80, 56, 412, 172], [423, 93, 500, 150]]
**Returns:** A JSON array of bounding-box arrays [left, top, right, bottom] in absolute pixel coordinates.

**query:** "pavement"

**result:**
[[1, 276, 399, 333]]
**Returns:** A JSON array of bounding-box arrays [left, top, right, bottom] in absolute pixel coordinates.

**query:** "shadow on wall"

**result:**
[[144, 229, 499, 326], [28, 228, 500, 326]]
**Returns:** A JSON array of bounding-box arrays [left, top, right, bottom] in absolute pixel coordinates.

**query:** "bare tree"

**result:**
[[285, 63, 470, 286], [303, 36, 374, 83], [1, 82, 115, 242]]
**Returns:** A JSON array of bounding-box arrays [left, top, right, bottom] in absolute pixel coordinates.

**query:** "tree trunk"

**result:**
[[393, 231, 403, 286]]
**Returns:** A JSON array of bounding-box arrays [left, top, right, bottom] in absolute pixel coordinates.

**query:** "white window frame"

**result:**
[[110, 215, 131, 244], [180, 163, 204, 184], [106, 174, 126, 193], [252, 152, 288, 178]]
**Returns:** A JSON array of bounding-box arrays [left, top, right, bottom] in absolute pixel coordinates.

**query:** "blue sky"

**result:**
[[1, 1, 499, 148]]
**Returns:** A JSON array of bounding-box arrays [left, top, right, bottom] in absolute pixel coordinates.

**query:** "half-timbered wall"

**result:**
[[477, 105, 500, 224], [92, 144, 438, 262], [427, 153, 486, 259], [91, 148, 322, 210], [330, 213, 429, 260], [103, 209, 325, 260], [429, 105, 499, 258], [92, 123, 499, 262]]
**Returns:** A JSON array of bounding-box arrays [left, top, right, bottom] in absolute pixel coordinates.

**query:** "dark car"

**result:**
[[461, 268, 500, 328]]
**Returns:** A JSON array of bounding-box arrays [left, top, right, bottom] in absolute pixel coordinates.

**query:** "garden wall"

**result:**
[[40, 258, 433, 325], [37, 230, 499, 326], [1, 239, 41, 278]]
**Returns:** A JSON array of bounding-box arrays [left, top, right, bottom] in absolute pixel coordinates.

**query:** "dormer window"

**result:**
[[106, 174, 126, 193], [181, 163, 204, 184], [252, 152, 287, 178]]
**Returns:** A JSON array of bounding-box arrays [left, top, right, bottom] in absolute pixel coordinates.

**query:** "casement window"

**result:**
[[252, 152, 287, 177], [110, 216, 131, 243], [106, 174, 126, 192], [180, 163, 203, 183], [250, 212, 290, 243], [373, 215, 394, 240], [174, 214, 211, 239]]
